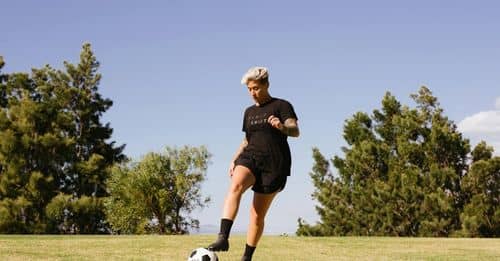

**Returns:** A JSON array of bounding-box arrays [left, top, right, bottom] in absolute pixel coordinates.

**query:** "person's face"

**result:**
[[246, 80, 269, 104]]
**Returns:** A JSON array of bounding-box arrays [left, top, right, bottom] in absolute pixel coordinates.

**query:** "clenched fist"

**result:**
[[267, 115, 283, 131]]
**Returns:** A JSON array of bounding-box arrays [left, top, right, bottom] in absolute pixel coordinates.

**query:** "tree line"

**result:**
[[1, 44, 497, 236], [0, 44, 210, 234], [297, 87, 499, 237]]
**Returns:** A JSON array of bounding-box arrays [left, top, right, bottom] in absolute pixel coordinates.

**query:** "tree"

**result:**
[[0, 44, 124, 233], [105, 146, 211, 235], [460, 142, 500, 237], [43, 43, 125, 234], [298, 87, 473, 236], [0, 62, 64, 233]]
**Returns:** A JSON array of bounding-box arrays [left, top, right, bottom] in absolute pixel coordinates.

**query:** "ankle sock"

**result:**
[[220, 218, 233, 238], [243, 243, 256, 259]]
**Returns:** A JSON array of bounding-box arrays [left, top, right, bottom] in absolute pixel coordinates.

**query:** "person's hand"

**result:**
[[267, 115, 284, 131], [228, 161, 235, 177]]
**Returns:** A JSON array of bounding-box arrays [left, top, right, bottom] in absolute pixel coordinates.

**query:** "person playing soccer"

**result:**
[[207, 66, 300, 261]]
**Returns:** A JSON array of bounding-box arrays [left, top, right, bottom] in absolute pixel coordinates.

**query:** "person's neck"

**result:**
[[256, 95, 272, 107]]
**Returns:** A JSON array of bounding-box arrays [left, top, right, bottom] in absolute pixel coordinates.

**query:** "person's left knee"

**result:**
[[250, 210, 265, 226]]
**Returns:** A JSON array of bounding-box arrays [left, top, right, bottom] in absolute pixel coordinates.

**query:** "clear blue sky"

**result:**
[[2, 0, 499, 234]]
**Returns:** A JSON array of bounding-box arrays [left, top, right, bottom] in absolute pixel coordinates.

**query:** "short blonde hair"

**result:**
[[241, 66, 269, 85]]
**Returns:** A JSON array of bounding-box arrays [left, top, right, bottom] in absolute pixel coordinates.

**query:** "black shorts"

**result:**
[[234, 152, 287, 194]]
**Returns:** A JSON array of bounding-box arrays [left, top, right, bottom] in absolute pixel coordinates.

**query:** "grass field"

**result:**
[[0, 235, 499, 260]]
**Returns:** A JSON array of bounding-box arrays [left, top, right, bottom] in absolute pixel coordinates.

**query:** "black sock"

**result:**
[[243, 244, 256, 259], [219, 218, 233, 238], [207, 219, 232, 251]]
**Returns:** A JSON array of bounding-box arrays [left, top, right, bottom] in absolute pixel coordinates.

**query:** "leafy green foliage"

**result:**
[[105, 146, 211, 235]]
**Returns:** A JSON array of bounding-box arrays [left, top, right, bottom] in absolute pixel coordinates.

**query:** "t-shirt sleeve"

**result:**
[[242, 109, 248, 132], [242, 109, 251, 141], [279, 100, 298, 122]]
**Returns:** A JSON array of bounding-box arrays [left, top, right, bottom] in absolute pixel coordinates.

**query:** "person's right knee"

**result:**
[[229, 183, 246, 195]]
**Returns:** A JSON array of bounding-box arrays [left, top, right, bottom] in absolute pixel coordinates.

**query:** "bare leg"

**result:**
[[246, 191, 278, 246], [222, 165, 255, 220], [208, 165, 255, 251]]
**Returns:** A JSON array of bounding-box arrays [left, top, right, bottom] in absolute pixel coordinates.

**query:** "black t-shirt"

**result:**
[[241, 97, 298, 176]]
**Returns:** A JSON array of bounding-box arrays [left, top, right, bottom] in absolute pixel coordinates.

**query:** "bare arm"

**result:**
[[281, 118, 300, 137], [268, 116, 300, 138], [231, 137, 248, 162], [229, 137, 248, 176]]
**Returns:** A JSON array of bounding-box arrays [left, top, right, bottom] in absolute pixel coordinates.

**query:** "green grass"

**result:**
[[0, 235, 499, 260]]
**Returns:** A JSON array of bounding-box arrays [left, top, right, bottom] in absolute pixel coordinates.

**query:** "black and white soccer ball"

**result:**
[[187, 248, 219, 261]]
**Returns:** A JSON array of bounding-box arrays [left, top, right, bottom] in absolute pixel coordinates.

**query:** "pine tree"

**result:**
[[298, 87, 472, 236], [460, 142, 500, 237], [0, 63, 64, 232], [0, 44, 124, 233], [44, 43, 125, 233]]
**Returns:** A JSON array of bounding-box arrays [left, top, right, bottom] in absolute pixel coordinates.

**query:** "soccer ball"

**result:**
[[187, 248, 219, 261]]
